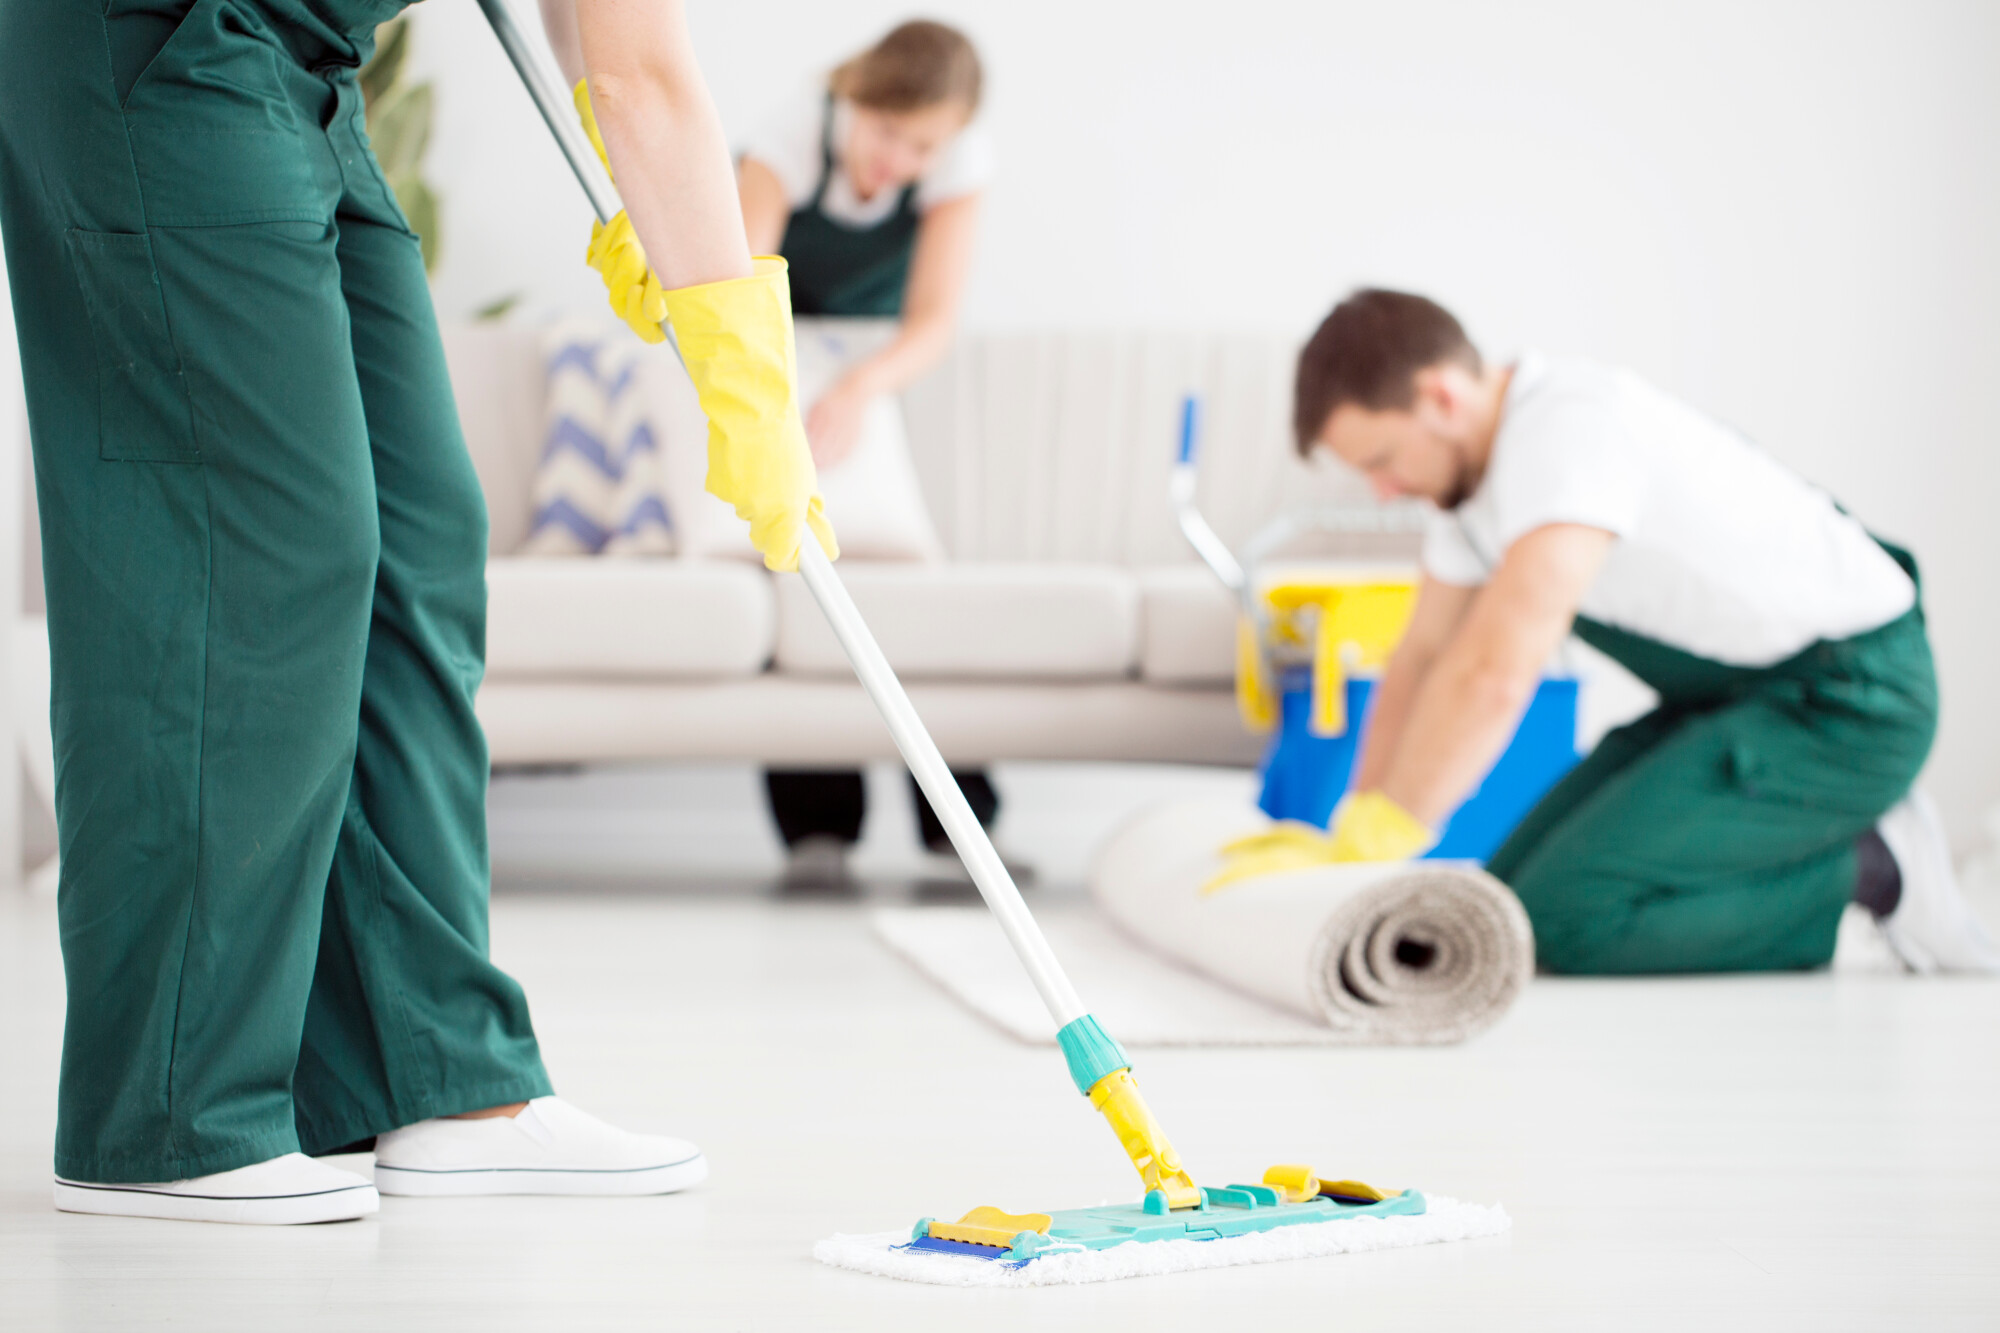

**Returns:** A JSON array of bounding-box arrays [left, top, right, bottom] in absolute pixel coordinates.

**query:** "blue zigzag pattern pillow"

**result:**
[[523, 320, 675, 556]]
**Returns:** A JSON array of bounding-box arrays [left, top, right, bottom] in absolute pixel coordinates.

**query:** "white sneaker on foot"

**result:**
[[54, 1152, 379, 1224], [1875, 790, 2000, 974], [781, 835, 854, 891], [372, 1096, 707, 1196]]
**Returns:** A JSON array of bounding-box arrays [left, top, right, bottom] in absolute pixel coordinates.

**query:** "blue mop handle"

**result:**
[[1177, 394, 1200, 465], [1169, 394, 1247, 595]]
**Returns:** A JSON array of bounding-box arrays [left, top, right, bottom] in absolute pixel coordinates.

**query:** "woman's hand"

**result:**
[[805, 376, 875, 467]]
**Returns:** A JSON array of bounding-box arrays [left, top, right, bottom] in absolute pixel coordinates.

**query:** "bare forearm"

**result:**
[[537, 0, 584, 87], [575, 0, 750, 289], [844, 196, 979, 395], [1352, 646, 1430, 792], [1377, 642, 1539, 826], [843, 311, 956, 396]]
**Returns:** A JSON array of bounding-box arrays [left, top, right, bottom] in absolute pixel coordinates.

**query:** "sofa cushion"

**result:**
[[773, 563, 1138, 679], [486, 558, 772, 679], [440, 323, 545, 557], [1137, 565, 1239, 685]]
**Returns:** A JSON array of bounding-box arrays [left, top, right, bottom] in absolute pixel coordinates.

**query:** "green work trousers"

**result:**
[[0, 0, 550, 1182], [1487, 568, 1937, 975]]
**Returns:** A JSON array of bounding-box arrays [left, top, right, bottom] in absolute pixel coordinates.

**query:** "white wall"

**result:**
[[413, 0, 1999, 843]]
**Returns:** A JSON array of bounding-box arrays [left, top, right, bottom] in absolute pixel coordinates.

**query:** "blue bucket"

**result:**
[[1257, 670, 1580, 862]]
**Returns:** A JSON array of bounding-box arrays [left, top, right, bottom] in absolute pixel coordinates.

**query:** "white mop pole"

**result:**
[[474, 0, 1088, 1032], [795, 542, 1087, 1025]]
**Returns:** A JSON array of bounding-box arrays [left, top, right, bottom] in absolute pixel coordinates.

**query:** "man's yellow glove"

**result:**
[[661, 257, 838, 572], [573, 79, 670, 345], [1202, 792, 1433, 893], [1326, 790, 1434, 862]]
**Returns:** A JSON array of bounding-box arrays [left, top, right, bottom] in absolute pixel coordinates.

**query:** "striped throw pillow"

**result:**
[[522, 318, 674, 556]]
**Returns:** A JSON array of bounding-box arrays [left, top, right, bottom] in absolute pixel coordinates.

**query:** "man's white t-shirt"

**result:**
[[740, 86, 995, 230], [1422, 352, 1915, 667]]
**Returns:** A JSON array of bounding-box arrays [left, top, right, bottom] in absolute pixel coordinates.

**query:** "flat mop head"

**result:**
[[817, 1168, 1509, 1288], [912, 1166, 1418, 1264]]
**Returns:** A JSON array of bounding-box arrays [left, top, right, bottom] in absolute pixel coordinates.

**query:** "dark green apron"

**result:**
[[776, 93, 922, 317], [1486, 542, 1936, 974], [0, 0, 549, 1182]]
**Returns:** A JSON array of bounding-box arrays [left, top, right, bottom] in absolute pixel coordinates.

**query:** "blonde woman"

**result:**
[[738, 21, 999, 879], [738, 20, 990, 464]]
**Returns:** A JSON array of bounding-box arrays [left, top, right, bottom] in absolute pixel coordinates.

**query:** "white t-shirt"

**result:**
[[740, 85, 995, 229], [1422, 352, 1915, 666]]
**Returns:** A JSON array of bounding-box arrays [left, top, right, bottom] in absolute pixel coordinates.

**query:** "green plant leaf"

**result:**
[[369, 82, 433, 180], [357, 15, 440, 277], [359, 18, 409, 109], [474, 293, 524, 323], [393, 176, 442, 274]]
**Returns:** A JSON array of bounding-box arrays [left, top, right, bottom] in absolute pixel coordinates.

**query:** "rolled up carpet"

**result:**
[[1090, 799, 1534, 1044]]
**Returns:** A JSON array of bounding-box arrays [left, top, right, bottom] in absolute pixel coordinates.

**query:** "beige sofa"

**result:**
[[13, 325, 1410, 791], [447, 322, 1413, 769]]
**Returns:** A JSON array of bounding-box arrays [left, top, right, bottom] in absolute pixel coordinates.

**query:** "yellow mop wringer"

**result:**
[[475, 0, 1422, 1271]]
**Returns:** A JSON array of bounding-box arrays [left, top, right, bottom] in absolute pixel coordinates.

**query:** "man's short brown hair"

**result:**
[[1292, 289, 1482, 455]]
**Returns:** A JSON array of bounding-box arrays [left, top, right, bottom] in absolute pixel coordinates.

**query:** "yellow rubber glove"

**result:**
[[1203, 792, 1433, 893], [1326, 791, 1434, 862], [572, 79, 671, 345], [661, 257, 838, 572], [585, 212, 670, 345], [573, 79, 611, 175]]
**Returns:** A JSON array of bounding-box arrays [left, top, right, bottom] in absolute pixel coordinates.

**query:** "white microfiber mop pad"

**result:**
[[814, 1194, 1509, 1287]]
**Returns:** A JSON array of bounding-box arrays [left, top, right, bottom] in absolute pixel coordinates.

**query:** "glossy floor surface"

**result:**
[[4, 763, 1998, 1330]]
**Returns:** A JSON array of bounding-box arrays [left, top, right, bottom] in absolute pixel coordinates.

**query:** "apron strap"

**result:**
[[808, 91, 837, 210]]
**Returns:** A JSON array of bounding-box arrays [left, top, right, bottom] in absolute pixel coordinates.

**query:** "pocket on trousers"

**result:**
[[119, 0, 329, 227], [65, 230, 202, 463]]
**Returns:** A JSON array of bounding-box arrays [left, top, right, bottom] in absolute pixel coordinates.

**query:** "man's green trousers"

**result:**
[[1489, 570, 1936, 975]]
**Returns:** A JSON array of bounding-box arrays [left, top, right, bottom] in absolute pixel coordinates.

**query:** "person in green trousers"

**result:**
[[0, 0, 821, 1224], [1283, 289, 1998, 976]]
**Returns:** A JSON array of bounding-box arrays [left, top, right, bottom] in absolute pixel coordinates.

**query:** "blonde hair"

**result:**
[[829, 20, 983, 115]]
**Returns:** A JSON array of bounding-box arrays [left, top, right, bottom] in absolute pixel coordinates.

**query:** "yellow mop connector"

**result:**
[[1087, 1069, 1201, 1210], [1058, 1015, 1202, 1210]]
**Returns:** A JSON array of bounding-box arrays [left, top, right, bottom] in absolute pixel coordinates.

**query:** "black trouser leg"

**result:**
[[911, 770, 1000, 852], [764, 769, 867, 848]]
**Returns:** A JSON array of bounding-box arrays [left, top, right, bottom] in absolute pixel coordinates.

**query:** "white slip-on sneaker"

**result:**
[[372, 1096, 707, 1197], [1875, 790, 2000, 974], [1831, 902, 1908, 974], [54, 1152, 379, 1224]]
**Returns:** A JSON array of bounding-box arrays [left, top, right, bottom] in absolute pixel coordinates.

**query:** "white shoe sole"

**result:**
[[374, 1152, 707, 1197], [53, 1179, 379, 1225]]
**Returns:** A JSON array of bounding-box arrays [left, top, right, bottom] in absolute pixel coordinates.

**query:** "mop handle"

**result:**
[[797, 543, 1088, 1025], [475, 0, 623, 229], [1167, 395, 1250, 602], [473, 0, 1090, 1031]]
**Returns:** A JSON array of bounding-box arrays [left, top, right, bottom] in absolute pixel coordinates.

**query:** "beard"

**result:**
[[1435, 467, 1473, 512]]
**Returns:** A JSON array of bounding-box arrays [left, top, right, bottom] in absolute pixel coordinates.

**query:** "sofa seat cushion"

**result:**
[[1137, 565, 1239, 685], [486, 558, 772, 679], [773, 563, 1138, 679]]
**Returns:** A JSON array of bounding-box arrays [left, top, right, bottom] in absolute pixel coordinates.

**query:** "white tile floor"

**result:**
[[5, 886, 1999, 1330], [3, 764, 1998, 1330]]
